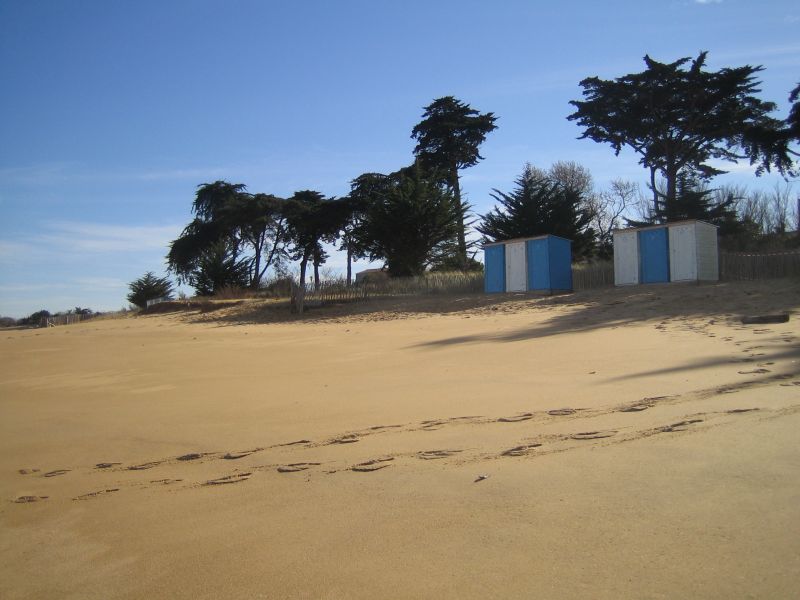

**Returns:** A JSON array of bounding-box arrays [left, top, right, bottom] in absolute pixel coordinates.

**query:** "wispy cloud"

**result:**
[[694, 0, 722, 4], [37, 221, 183, 253], [0, 221, 183, 268], [0, 162, 235, 187]]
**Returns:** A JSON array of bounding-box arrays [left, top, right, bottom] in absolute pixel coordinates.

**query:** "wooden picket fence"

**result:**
[[298, 271, 484, 306], [259, 250, 800, 314], [572, 261, 614, 290], [720, 250, 800, 281], [40, 313, 94, 327]]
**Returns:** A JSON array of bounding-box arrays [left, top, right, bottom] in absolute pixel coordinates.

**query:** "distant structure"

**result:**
[[355, 268, 389, 285], [484, 235, 573, 294], [613, 220, 718, 286]]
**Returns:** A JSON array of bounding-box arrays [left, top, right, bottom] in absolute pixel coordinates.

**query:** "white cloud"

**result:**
[[37, 221, 183, 253], [0, 162, 235, 186]]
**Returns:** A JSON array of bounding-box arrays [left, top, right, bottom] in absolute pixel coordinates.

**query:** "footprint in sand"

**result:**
[[73, 488, 120, 501], [274, 440, 311, 447], [13, 495, 49, 503], [203, 472, 252, 486], [365, 424, 403, 432], [150, 478, 183, 485], [18, 469, 40, 475], [330, 435, 360, 445], [127, 461, 163, 471], [277, 463, 321, 473], [351, 457, 394, 472], [417, 449, 463, 460], [224, 449, 262, 460], [727, 408, 759, 414], [779, 381, 800, 387], [501, 443, 542, 457], [658, 419, 703, 433], [95, 462, 121, 469], [176, 453, 206, 462], [548, 408, 577, 416], [420, 416, 482, 431], [497, 413, 534, 423], [42, 469, 70, 478], [570, 430, 616, 440], [619, 404, 650, 413], [737, 368, 771, 375]]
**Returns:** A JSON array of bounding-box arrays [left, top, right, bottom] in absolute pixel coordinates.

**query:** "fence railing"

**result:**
[[296, 272, 484, 305], [720, 250, 800, 281], [572, 262, 614, 290], [40, 313, 94, 327], [259, 250, 800, 314]]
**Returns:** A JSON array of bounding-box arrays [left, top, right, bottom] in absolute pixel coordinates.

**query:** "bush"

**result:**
[[127, 272, 174, 309]]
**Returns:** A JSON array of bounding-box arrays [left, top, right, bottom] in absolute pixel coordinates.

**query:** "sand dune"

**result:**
[[1, 279, 799, 599]]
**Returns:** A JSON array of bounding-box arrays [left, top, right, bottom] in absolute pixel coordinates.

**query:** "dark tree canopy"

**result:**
[[627, 172, 738, 227], [788, 82, 800, 142], [127, 272, 174, 309], [477, 165, 596, 259], [568, 52, 795, 220], [284, 191, 350, 290], [190, 241, 250, 296], [411, 96, 497, 267], [167, 181, 288, 292], [352, 164, 460, 277]]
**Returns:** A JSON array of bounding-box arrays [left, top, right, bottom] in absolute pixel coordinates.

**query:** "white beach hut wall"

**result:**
[[484, 235, 573, 294], [613, 220, 719, 286]]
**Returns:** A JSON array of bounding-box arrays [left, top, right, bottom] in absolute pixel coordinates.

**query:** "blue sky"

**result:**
[[1, 0, 798, 318]]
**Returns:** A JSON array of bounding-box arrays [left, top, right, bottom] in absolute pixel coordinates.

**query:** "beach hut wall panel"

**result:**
[[694, 221, 720, 281], [484, 235, 573, 293], [484, 244, 505, 293], [668, 223, 697, 281], [613, 229, 639, 285], [527, 236, 573, 291], [613, 220, 719, 286], [504, 241, 527, 292], [638, 227, 670, 283]]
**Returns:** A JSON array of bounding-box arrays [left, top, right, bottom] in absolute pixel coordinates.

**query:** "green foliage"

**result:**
[[18, 309, 50, 327], [191, 242, 250, 296], [411, 96, 498, 267], [167, 181, 288, 293], [477, 165, 596, 259], [284, 191, 351, 288], [788, 82, 800, 142], [568, 52, 795, 218], [628, 173, 738, 226], [411, 96, 498, 174], [126, 272, 174, 309], [352, 164, 460, 277]]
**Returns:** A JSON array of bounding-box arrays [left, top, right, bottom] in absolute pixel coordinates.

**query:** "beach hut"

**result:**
[[484, 235, 573, 293], [613, 220, 719, 286]]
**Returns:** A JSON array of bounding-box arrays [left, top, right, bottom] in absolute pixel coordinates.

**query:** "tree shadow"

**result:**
[[410, 279, 800, 348]]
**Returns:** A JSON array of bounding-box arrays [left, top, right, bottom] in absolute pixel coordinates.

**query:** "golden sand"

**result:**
[[1, 279, 799, 599]]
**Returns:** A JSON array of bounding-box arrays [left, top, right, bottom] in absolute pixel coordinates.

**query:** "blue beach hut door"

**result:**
[[638, 228, 670, 284], [484, 245, 505, 293]]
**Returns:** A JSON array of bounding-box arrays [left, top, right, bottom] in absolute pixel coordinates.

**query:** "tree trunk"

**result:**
[[649, 166, 659, 219], [346, 244, 352, 285], [313, 260, 320, 291], [296, 257, 308, 314], [665, 162, 678, 221], [450, 165, 467, 269]]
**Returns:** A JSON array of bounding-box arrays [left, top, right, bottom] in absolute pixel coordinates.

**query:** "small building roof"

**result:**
[[611, 219, 718, 234], [482, 234, 572, 248]]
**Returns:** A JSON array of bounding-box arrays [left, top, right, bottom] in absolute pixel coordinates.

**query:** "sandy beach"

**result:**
[[1, 279, 799, 599]]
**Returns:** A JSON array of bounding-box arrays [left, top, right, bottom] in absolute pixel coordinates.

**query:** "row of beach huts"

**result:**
[[484, 220, 719, 293]]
